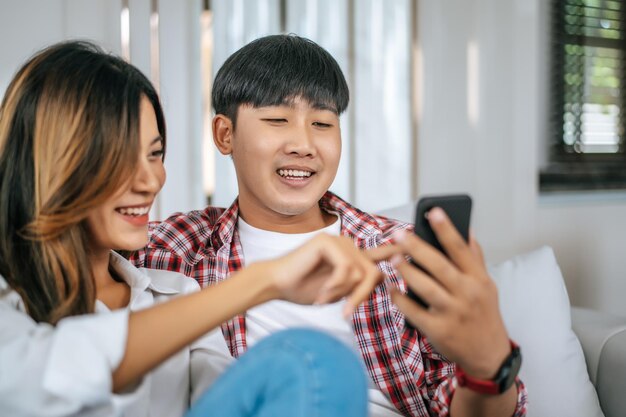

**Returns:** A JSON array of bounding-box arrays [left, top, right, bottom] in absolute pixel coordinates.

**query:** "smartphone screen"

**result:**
[[406, 194, 472, 315]]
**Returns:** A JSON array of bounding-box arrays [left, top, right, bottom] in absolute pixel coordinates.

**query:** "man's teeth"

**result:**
[[278, 169, 312, 178], [117, 206, 150, 216]]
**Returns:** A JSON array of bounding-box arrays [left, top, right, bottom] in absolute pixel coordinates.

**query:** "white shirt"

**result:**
[[0, 252, 230, 417], [239, 215, 356, 348], [237, 215, 402, 417]]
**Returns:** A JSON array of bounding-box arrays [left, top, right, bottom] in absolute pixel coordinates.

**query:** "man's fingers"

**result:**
[[364, 243, 404, 262], [468, 230, 485, 262], [390, 289, 433, 331], [392, 255, 452, 309], [394, 231, 462, 293], [427, 208, 482, 277]]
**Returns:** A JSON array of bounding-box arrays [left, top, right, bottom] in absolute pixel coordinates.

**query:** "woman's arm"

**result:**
[[0, 275, 266, 413], [113, 261, 274, 391], [0, 235, 397, 414], [113, 233, 392, 392]]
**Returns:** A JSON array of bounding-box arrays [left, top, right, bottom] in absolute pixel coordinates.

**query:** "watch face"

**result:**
[[499, 346, 522, 392]]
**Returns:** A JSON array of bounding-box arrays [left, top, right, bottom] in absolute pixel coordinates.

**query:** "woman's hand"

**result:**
[[263, 233, 395, 317], [390, 208, 511, 380]]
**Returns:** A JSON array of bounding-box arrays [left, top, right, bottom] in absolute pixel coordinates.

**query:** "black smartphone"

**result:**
[[406, 194, 472, 313]]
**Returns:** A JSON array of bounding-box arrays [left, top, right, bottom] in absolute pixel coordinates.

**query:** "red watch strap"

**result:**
[[455, 340, 519, 395], [456, 369, 502, 395]]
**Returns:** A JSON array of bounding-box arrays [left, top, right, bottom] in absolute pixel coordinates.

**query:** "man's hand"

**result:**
[[390, 207, 511, 380], [264, 233, 392, 317]]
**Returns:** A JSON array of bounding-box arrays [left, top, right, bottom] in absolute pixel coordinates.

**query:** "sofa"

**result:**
[[375, 203, 626, 417], [572, 307, 626, 417]]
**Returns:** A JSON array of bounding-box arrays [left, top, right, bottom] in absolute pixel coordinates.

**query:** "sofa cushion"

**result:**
[[489, 247, 603, 417]]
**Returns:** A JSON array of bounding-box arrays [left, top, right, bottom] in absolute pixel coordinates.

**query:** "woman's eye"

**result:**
[[150, 149, 164, 159]]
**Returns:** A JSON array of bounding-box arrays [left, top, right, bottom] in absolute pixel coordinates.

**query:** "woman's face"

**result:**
[[86, 96, 166, 253]]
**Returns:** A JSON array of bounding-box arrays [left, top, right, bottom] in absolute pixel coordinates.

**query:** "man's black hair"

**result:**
[[212, 34, 349, 126]]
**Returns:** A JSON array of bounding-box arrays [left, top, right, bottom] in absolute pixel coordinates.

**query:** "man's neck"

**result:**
[[237, 200, 336, 234]]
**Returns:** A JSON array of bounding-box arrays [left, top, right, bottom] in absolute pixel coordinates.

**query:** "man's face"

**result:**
[[223, 96, 341, 231]]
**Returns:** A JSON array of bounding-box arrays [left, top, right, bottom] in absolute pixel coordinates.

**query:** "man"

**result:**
[[132, 34, 527, 416]]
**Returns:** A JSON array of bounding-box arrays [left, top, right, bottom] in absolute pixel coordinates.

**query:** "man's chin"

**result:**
[[274, 206, 316, 217], [272, 199, 320, 217]]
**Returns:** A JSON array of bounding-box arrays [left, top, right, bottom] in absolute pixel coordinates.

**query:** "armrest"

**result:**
[[571, 307, 626, 417]]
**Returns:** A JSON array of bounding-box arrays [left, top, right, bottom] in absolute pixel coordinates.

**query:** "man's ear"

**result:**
[[212, 114, 234, 155]]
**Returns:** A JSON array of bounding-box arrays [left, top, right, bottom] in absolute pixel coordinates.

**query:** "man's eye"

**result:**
[[262, 118, 288, 124], [313, 122, 332, 128]]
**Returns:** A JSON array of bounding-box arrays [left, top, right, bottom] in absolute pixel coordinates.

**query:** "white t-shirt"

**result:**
[[238, 215, 402, 417], [0, 252, 230, 417]]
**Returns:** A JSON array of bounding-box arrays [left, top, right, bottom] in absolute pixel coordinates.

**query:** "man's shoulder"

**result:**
[[362, 209, 411, 231], [369, 212, 413, 232], [147, 206, 226, 254], [335, 203, 412, 243]]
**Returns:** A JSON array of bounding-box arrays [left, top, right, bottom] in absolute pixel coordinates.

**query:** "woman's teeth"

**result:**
[[278, 169, 312, 178], [117, 206, 150, 216]]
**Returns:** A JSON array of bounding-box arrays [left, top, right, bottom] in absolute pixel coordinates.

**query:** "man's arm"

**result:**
[[450, 382, 520, 417], [411, 328, 526, 417], [389, 208, 527, 416]]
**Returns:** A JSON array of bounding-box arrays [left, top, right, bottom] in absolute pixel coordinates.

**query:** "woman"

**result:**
[[0, 41, 391, 416]]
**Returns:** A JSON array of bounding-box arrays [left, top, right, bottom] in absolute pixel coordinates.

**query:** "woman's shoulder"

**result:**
[[139, 268, 201, 295], [0, 275, 28, 313], [110, 251, 200, 296]]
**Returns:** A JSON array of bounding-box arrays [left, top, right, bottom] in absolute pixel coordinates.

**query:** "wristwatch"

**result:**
[[456, 340, 522, 395]]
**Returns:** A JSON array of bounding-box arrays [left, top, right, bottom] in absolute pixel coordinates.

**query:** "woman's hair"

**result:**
[[0, 41, 165, 324]]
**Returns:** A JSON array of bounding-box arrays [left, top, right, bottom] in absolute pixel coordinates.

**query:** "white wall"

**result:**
[[0, 0, 205, 219], [417, 0, 626, 317], [154, 0, 205, 217], [0, 0, 122, 93]]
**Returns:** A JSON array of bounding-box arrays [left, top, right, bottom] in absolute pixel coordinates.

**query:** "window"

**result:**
[[541, 0, 626, 191]]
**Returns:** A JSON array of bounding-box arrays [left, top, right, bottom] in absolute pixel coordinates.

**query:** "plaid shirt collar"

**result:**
[[209, 198, 240, 251], [209, 191, 385, 252]]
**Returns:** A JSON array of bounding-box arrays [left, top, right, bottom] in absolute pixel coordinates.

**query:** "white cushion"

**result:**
[[489, 246, 603, 417]]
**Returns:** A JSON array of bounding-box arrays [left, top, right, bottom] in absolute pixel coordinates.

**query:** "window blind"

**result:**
[[552, 0, 625, 155], [543, 0, 626, 190]]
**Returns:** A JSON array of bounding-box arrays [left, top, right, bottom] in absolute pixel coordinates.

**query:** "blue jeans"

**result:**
[[185, 328, 367, 417]]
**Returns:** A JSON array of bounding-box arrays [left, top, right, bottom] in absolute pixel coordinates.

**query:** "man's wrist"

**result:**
[[456, 340, 522, 395], [459, 337, 512, 379]]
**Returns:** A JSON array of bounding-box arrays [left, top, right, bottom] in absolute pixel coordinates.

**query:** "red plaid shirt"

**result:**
[[131, 192, 527, 416]]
